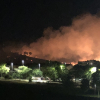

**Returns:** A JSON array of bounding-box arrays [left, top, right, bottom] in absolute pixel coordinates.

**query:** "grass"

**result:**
[[82, 94, 100, 98], [0, 80, 100, 100]]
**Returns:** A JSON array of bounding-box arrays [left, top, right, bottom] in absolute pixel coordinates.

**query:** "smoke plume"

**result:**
[[4, 13, 100, 64]]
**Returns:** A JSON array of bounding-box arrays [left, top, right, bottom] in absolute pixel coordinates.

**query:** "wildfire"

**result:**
[[4, 13, 100, 64]]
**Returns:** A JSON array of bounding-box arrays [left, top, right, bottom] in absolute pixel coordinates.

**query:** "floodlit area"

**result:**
[[32, 77, 50, 83], [90, 67, 97, 73]]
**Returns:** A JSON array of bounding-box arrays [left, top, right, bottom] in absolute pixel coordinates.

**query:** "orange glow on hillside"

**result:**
[[4, 13, 100, 64]]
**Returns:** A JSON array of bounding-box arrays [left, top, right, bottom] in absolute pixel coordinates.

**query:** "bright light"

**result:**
[[90, 62, 93, 65], [6, 67, 10, 72], [22, 60, 24, 65], [71, 62, 77, 65], [60, 65, 63, 69], [39, 63, 40, 69], [94, 84, 96, 89], [98, 69, 100, 71], [11, 62, 13, 70], [60, 64, 66, 70], [90, 67, 96, 73], [60, 65, 64, 69]]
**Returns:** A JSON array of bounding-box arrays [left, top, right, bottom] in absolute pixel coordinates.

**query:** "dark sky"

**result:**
[[0, 0, 100, 45]]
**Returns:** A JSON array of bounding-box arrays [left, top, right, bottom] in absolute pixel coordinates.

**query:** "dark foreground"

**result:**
[[0, 81, 99, 100]]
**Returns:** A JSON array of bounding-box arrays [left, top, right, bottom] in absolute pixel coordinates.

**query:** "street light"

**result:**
[[94, 84, 96, 88], [22, 60, 24, 66], [94, 84, 96, 95], [39, 63, 40, 70], [90, 62, 93, 65], [11, 62, 13, 71], [90, 67, 97, 73]]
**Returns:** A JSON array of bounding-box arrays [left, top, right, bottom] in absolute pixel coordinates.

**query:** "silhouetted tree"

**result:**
[[81, 79, 89, 92], [92, 71, 100, 86], [29, 52, 32, 56]]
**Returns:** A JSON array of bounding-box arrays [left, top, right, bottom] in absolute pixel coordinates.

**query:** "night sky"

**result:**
[[1, 0, 100, 63], [1, 0, 100, 45]]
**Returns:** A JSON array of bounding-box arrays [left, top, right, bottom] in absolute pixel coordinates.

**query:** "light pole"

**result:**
[[39, 63, 40, 70], [94, 84, 96, 95], [11, 62, 13, 71], [22, 60, 24, 66], [98, 90, 99, 98]]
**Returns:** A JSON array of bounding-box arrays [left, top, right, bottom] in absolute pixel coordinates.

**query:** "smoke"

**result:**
[[4, 13, 100, 63]]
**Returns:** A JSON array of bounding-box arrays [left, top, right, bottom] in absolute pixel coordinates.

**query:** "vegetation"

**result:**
[[15, 66, 32, 79], [0, 61, 100, 99], [32, 69, 43, 77], [0, 62, 97, 81], [0, 63, 10, 77], [80, 79, 89, 92], [42, 66, 58, 81], [0, 61, 100, 96]]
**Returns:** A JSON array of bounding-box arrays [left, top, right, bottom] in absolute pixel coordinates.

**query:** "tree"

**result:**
[[83, 69, 92, 80], [4, 72, 20, 79], [29, 52, 32, 55], [71, 64, 95, 81], [16, 66, 32, 79], [70, 64, 85, 82], [81, 79, 89, 92], [32, 69, 43, 77], [54, 64, 69, 81], [12, 72, 21, 79], [83, 66, 96, 80], [0, 63, 10, 77], [92, 71, 100, 85], [60, 65, 73, 89], [91, 71, 100, 96], [62, 74, 75, 94], [43, 67, 58, 81]]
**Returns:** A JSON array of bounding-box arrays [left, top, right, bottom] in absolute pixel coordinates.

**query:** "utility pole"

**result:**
[[98, 90, 99, 98], [94, 84, 96, 95]]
